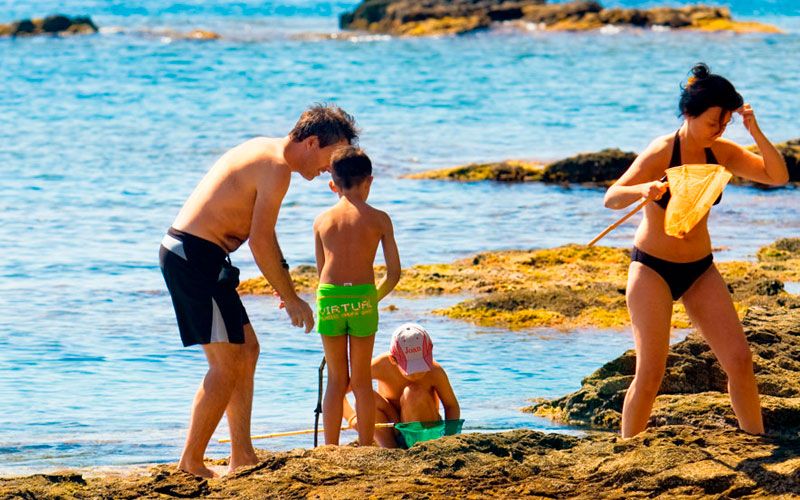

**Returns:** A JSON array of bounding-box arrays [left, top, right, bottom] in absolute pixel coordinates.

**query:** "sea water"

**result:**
[[0, 0, 798, 474]]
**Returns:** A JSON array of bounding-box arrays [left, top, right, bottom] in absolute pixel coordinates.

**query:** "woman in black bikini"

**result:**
[[604, 63, 788, 438]]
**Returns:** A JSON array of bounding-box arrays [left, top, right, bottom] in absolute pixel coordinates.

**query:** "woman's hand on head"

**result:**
[[737, 103, 760, 136]]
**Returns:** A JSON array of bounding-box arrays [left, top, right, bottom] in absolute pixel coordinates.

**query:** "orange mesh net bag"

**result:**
[[664, 164, 732, 238]]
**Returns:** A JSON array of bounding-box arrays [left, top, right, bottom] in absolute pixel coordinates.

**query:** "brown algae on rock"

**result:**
[[239, 239, 800, 330]]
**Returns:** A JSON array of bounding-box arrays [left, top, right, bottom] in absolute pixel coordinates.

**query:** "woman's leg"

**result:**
[[621, 262, 675, 438], [349, 334, 377, 446], [682, 264, 764, 434], [321, 335, 349, 445]]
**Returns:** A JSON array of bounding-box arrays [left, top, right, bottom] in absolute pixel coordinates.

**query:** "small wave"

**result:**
[[290, 31, 391, 43], [98, 26, 125, 35], [599, 25, 623, 35]]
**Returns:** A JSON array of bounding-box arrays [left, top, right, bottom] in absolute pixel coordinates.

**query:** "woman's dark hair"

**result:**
[[289, 103, 359, 147], [678, 63, 743, 118], [331, 146, 372, 189]]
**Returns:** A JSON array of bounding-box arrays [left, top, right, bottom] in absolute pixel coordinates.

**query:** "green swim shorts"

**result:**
[[316, 283, 378, 337]]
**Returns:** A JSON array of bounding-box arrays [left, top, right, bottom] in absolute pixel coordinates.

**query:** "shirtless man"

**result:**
[[344, 323, 460, 448], [159, 104, 357, 477]]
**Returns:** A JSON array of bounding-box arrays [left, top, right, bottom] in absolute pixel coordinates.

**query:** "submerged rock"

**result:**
[[0, 15, 98, 37], [340, 0, 781, 36]]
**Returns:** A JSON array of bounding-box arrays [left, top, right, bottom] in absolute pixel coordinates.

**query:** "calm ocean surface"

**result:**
[[0, 0, 798, 475]]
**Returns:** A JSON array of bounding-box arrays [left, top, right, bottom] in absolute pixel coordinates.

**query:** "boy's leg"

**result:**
[[399, 384, 441, 423], [224, 323, 260, 472], [349, 334, 376, 446], [374, 392, 400, 448], [179, 342, 242, 478], [321, 334, 349, 445]]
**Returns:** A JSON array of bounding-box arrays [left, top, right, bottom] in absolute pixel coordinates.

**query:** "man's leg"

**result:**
[[179, 342, 243, 478], [399, 384, 440, 423], [225, 323, 260, 472]]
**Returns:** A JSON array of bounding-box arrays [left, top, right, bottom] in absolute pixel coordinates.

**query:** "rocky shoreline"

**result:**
[[239, 238, 800, 330], [4, 293, 798, 497], [340, 0, 782, 37], [406, 138, 800, 187]]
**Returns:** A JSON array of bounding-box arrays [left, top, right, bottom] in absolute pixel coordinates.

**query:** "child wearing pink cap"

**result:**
[[344, 323, 461, 448]]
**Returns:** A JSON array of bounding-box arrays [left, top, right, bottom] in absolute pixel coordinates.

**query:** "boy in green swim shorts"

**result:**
[[313, 146, 401, 446]]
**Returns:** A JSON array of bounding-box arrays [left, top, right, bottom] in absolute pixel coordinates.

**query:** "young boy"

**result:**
[[344, 323, 461, 448], [314, 146, 401, 446]]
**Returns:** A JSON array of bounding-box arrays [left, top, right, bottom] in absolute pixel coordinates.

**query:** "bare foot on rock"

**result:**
[[227, 453, 260, 475], [178, 461, 221, 479]]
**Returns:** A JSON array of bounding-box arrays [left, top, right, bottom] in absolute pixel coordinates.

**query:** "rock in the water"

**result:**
[[529, 306, 800, 433], [340, 0, 781, 36], [0, 15, 98, 37], [540, 148, 637, 184]]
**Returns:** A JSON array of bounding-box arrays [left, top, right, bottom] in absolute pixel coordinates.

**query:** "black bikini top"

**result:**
[[654, 131, 722, 209]]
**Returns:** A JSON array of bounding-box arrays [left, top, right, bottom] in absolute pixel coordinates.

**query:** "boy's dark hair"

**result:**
[[289, 104, 358, 147], [679, 63, 743, 118], [331, 146, 372, 189]]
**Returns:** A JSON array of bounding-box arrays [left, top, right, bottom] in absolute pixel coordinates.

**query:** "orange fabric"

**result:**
[[664, 164, 732, 238]]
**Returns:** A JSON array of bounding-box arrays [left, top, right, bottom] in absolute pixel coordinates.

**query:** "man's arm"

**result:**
[[433, 367, 460, 421], [248, 163, 314, 332], [376, 212, 401, 302]]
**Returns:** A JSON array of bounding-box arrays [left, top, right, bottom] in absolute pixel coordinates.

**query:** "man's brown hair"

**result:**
[[289, 104, 358, 147]]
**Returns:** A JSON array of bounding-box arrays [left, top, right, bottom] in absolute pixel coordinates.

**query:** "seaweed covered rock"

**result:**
[[403, 149, 634, 184], [0, 15, 98, 37], [540, 148, 637, 184], [529, 306, 800, 432], [407, 137, 799, 186], [240, 238, 800, 330], [403, 160, 545, 182], [340, 0, 781, 36]]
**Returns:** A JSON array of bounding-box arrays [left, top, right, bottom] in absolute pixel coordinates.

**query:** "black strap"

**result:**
[[670, 131, 682, 168], [672, 130, 718, 166]]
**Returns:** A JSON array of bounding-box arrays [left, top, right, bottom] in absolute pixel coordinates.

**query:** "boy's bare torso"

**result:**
[[372, 354, 442, 411], [172, 137, 289, 252], [316, 200, 387, 285]]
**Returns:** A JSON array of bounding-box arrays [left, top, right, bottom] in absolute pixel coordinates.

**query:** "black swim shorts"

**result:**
[[159, 227, 249, 347]]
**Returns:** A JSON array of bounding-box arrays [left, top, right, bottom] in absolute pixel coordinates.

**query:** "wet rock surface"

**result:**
[[0, 15, 98, 37], [529, 306, 800, 436], [408, 139, 799, 186], [241, 238, 800, 330], [340, 0, 781, 36], [5, 316, 800, 499]]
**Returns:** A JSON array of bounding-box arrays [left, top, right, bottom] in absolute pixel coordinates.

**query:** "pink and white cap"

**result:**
[[390, 323, 434, 375]]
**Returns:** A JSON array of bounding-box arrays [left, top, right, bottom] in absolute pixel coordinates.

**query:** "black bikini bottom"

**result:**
[[631, 246, 713, 300]]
